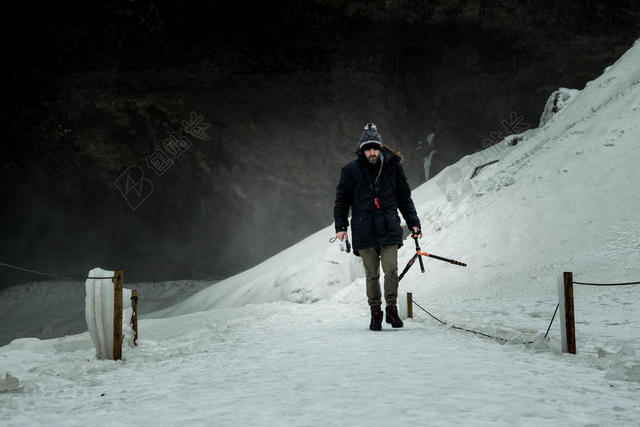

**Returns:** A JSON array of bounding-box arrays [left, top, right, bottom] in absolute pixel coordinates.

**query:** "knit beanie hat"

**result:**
[[359, 123, 383, 150]]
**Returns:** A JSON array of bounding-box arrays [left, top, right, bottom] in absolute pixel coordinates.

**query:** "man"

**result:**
[[334, 123, 422, 331]]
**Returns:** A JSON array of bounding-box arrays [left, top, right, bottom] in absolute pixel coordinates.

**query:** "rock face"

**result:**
[[1, 1, 638, 285], [539, 88, 581, 127]]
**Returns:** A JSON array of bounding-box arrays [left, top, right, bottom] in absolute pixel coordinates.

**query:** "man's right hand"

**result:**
[[336, 231, 347, 242]]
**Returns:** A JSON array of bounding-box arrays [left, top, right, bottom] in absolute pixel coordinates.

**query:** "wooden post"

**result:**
[[113, 270, 124, 360], [131, 290, 138, 346], [557, 272, 576, 354], [407, 292, 413, 319]]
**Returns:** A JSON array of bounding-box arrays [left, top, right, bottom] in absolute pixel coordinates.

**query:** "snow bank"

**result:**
[[148, 228, 365, 317]]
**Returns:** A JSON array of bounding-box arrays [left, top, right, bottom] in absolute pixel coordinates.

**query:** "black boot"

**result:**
[[369, 307, 383, 331], [385, 305, 404, 328]]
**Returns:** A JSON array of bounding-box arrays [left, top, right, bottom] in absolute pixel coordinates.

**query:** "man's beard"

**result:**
[[367, 155, 378, 164]]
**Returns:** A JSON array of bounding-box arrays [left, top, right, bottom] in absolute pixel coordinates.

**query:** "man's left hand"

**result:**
[[412, 226, 423, 239]]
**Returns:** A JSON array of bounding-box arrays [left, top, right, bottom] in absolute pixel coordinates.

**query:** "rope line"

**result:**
[[0, 262, 114, 280], [451, 325, 508, 342], [411, 300, 447, 325], [544, 303, 559, 339], [411, 298, 552, 345], [573, 280, 640, 286]]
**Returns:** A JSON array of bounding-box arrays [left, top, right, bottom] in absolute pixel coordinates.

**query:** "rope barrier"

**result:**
[[573, 280, 640, 286], [411, 299, 447, 326], [450, 325, 508, 343], [556, 272, 640, 354], [544, 303, 559, 339], [0, 262, 114, 280], [410, 297, 560, 345]]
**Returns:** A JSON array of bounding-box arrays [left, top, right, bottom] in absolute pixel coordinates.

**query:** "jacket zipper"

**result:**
[[374, 154, 384, 209]]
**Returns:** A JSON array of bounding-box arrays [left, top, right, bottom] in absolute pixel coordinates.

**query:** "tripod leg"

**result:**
[[418, 253, 425, 273], [398, 254, 418, 282], [413, 236, 425, 273]]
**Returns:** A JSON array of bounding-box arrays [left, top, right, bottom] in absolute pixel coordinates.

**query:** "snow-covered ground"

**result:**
[[2, 39, 640, 425], [2, 302, 639, 426]]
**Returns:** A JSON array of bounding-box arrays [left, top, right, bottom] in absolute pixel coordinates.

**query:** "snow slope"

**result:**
[[1, 39, 640, 426]]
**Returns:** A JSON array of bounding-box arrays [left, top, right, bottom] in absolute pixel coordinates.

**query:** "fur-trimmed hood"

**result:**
[[355, 145, 403, 165]]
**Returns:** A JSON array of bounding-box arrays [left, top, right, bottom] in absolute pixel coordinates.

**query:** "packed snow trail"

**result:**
[[2, 302, 639, 426]]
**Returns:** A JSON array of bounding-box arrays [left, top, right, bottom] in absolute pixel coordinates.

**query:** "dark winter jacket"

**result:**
[[333, 147, 421, 255]]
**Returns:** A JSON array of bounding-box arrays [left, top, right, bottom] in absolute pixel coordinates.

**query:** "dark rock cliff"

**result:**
[[1, 0, 638, 286]]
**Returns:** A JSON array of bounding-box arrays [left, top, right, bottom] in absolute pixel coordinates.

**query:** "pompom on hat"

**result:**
[[359, 123, 382, 151]]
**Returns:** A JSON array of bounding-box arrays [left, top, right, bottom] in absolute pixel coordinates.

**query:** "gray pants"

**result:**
[[359, 245, 399, 309]]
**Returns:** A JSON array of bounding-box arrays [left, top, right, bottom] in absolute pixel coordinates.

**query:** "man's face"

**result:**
[[364, 147, 380, 164]]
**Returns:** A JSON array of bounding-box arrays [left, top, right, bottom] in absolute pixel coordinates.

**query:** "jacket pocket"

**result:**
[[351, 215, 372, 243], [384, 210, 401, 233]]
